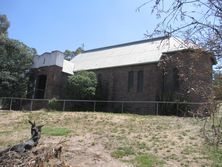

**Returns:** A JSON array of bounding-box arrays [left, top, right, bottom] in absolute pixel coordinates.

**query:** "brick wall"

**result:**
[[94, 63, 161, 114], [158, 49, 214, 115], [93, 49, 214, 115], [28, 49, 214, 115], [160, 49, 214, 102], [29, 66, 68, 99]]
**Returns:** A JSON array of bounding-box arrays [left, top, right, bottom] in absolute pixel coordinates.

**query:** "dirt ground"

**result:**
[[0, 110, 213, 167]]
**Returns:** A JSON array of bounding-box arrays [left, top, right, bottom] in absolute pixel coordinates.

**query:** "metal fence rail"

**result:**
[[0, 97, 210, 116]]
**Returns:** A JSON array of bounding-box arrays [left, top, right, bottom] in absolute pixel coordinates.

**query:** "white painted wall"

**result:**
[[32, 51, 65, 68], [62, 60, 75, 74]]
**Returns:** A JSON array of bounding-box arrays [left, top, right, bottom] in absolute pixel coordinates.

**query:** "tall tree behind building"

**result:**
[[0, 14, 36, 97], [0, 14, 9, 36]]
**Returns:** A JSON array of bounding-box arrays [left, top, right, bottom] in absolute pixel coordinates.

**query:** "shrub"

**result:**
[[65, 71, 97, 100], [48, 98, 58, 110]]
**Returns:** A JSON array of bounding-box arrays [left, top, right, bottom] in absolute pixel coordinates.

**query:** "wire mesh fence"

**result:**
[[0, 97, 209, 116]]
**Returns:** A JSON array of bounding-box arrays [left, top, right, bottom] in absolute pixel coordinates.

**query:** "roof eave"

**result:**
[[73, 61, 159, 72]]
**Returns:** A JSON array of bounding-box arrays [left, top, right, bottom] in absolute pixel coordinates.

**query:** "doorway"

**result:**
[[35, 75, 47, 99]]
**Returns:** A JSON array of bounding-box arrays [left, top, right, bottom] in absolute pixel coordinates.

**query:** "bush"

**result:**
[[65, 71, 97, 100], [48, 98, 58, 110]]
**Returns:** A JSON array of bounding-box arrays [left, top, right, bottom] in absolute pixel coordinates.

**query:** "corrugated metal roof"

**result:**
[[70, 36, 193, 71]]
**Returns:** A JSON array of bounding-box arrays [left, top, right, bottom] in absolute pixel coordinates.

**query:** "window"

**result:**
[[97, 74, 102, 84], [128, 71, 134, 92], [97, 73, 102, 89], [137, 70, 144, 92]]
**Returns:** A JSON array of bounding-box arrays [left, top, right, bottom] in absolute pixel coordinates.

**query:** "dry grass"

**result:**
[[0, 110, 214, 167]]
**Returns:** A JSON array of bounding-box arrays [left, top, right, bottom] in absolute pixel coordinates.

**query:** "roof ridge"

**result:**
[[83, 36, 169, 53]]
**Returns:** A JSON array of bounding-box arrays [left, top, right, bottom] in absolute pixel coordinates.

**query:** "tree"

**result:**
[[0, 15, 36, 97], [65, 71, 97, 100], [64, 44, 84, 60], [138, 0, 221, 62], [138, 1, 222, 145], [0, 14, 10, 36], [138, 0, 220, 102], [213, 70, 222, 99]]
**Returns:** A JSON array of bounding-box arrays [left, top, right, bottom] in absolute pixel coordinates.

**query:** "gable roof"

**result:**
[[70, 36, 193, 71]]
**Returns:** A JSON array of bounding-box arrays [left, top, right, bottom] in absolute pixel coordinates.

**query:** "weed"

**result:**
[[0, 140, 16, 147], [111, 146, 135, 159], [181, 147, 196, 155], [207, 147, 222, 167], [0, 130, 12, 135], [0, 111, 212, 166], [48, 98, 58, 110], [136, 141, 147, 150], [133, 153, 163, 167], [42, 127, 71, 136]]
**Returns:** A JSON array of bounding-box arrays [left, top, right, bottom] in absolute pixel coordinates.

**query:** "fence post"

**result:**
[[156, 102, 159, 115], [62, 101, 66, 111], [93, 101, 96, 112], [176, 103, 179, 116], [121, 102, 124, 113], [19, 99, 22, 111], [30, 99, 33, 112], [9, 98, 12, 111]]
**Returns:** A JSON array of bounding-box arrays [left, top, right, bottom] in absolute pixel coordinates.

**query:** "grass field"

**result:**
[[0, 110, 221, 167]]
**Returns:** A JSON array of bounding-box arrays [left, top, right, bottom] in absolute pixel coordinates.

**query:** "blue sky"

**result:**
[[0, 0, 159, 54]]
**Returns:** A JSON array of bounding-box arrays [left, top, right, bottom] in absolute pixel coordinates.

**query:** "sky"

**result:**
[[0, 0, 159, 54]]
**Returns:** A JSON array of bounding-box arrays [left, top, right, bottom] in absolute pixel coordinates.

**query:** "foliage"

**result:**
[[48, 98, 58, 110], [64, 45, 84, 60], [65, 71, 97, 100], [74, 46, 84, 55], [138, 0, 222, 146], [202, 101, 222, 147], [0, 14, 36, 97], [0, 37, 36, 97], [213, 71, 222, 99], [158, 49, 213, 116], [0, 14, 10, 36], [138, 0, 221, 64]]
